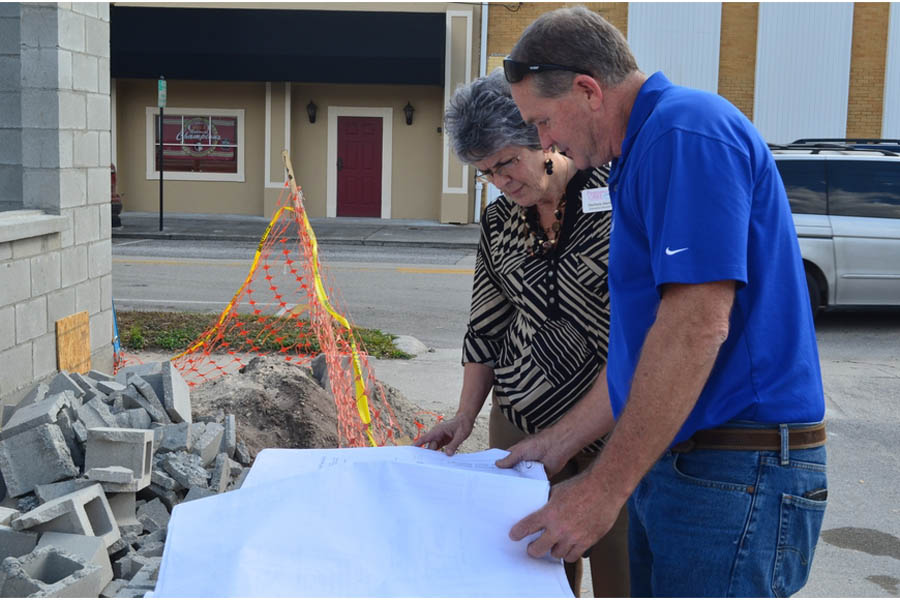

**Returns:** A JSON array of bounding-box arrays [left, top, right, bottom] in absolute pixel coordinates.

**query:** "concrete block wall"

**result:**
[[0, 3, 113, 406]]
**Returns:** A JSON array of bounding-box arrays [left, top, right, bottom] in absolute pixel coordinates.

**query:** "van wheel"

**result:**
[[806, 268, 822, 317]]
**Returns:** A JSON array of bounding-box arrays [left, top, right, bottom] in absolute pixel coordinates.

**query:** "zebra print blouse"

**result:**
[[463, 165, 611, 453]]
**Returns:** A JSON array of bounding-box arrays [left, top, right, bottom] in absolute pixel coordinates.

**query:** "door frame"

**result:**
[[327, 107, 393, 218]]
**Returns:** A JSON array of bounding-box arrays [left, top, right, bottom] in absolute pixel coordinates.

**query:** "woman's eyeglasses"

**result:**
[[474, 155, 520, 183], [503, 58, 592, 84]]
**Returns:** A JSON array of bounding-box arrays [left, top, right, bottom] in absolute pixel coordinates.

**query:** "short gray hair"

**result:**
[[510, 6, 638, 98], [443, 68, 542, 164]]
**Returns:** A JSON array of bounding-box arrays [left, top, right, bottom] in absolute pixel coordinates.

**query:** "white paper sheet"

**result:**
[[153, 447, 571, 597]]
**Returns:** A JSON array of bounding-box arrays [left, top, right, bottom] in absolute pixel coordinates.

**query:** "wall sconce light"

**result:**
[[403, 101, 415, 126], [306, 100, 318, 124]]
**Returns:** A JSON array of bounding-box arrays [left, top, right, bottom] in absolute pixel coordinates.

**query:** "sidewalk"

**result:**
[[113, 211, 480, 250]]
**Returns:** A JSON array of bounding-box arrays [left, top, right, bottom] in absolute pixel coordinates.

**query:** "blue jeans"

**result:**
[[627, 423, 827, 597]]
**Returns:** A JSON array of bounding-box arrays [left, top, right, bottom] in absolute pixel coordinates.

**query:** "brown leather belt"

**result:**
[[670, 423, 826, 453]]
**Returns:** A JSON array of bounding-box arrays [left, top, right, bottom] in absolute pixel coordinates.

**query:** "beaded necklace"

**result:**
[[519, 158, 570, 257]]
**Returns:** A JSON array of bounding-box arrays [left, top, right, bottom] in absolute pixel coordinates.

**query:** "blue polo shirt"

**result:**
[[606, 72, 824, 444]]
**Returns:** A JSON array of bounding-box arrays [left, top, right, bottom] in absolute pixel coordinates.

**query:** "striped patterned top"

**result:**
[[463, 166, 611, 453]]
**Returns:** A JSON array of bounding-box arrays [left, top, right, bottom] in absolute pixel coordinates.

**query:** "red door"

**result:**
[[337, 117, 382, 217]]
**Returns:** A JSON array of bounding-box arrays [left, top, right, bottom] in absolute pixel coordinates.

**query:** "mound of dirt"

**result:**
[[189, 355, 424, 459]]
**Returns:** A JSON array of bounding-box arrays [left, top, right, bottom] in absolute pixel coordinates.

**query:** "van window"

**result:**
[[828, 160, 900, 219], [775, 160, 827, 215]]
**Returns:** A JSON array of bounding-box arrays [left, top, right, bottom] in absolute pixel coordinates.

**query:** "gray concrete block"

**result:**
[[230, 467, 250, 491], [13, 382, 49, 412], [29, 249, 61, 296], [75, 397, 117, 429], [157, 422, 191, 453], [114, 411, 131, 429], [0, 545, 104, 597], [183, 486, 216, 503], [88, 370, 113, 382], [0, 306, 13, 354], [114, 363, 161, 386], [135, 498, 168, 533], [150, 468, 179, 492], [137, 529, 166, 547], [227, 457, 243, 478], [14, 295, 47, 343], [192, 422, 223, 467], [84, 428, 153, 493], [11, 483, 120, 549], [55, 405, 84, 470], [234, 439, 252, 465], [0, 525, 39, 560], [123, 408, 150, 431], [105, 493, 142, 538], [160, 361, 191, 424], [72, 420, 87, 443], [16, 495, 40, 513], [223, 414, 236, 458], [46, 372, 84, 399], [0, 259, 30, 307], [0, 508, 18, 527], [161, 452, 208, 490], [0, 391, 72, 440], [188, 421, 206, 447], [134, 540, 164, 558], [125, 376, 169, 424], [33, 479, 94, 504], [87, 466, 133, 484], [0, 346, 32, 402], [112, 552, 139, 580], [70, 372, 99, 395], [125, 556, 161, 592], [100, 578, 128, 598], [0, 424, 78, 497], [0, 404, 14, 429], [96, 380, 125, 395], [36, 531, 113, 590], [144, 484, 178, 512], [209, 453, 230, 493]]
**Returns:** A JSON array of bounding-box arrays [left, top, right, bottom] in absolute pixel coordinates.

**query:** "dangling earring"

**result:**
[[544, 158, 554, 175]]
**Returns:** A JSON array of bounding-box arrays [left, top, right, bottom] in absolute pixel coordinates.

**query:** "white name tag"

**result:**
[[582, 187, 612, 213]]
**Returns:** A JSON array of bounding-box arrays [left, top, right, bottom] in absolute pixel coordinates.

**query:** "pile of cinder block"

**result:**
[[0, 362, 254, 598]]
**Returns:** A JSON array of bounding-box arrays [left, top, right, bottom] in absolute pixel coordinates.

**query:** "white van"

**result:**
[[771, 140, 900, 312]]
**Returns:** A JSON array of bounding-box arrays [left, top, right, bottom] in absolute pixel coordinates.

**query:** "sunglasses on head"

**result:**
[[503, 58, 592, 84]]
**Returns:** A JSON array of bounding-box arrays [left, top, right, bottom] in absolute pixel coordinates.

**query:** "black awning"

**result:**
[[110, 6, 446, 85]]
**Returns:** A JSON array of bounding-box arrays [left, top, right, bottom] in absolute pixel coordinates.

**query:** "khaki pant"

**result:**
[[489, 401, 630, 598]]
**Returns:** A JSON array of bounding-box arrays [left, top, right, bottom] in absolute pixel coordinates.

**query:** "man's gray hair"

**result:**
[[443, 68, 542, 164], [510, 6, 638, 98]]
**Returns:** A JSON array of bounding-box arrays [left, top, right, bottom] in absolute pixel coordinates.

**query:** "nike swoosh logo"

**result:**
[[665, 247, 689, 256]]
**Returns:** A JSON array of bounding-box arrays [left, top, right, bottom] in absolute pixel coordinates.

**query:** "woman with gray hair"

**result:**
[[415, 69, 628, 598]]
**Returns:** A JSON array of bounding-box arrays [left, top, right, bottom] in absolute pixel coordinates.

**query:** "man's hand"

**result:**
[[414, 414, 474, 456], [495, 429, 568, 478], [509, 473, 621, 563]]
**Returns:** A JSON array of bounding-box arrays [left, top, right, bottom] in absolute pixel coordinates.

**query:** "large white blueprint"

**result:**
[[153, 447, 572, 597]]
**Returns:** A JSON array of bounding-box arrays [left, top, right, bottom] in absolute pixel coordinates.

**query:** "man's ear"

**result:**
[[573, 74, 603, 109]]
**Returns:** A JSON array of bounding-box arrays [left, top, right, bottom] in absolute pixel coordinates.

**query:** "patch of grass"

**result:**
[[116, 310, 413, 359]]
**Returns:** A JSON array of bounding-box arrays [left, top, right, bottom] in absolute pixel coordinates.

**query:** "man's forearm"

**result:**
[[539, 366, 616, 468], [583, 281, 735, 504]]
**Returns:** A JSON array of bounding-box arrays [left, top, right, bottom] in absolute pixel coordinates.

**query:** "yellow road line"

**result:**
[[396, 267, 474, 275]]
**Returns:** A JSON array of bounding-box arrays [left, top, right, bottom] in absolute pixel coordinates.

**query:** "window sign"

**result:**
[[154, 114, 238, 174]]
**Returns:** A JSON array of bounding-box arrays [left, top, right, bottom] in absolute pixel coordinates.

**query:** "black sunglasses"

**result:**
[[503, 58, 592, 83]]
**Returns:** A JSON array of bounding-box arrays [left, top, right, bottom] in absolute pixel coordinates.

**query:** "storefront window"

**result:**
[[145, 107, 244, 182]]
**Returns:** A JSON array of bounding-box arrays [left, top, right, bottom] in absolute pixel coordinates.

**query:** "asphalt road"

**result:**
[[113, 238, 900, 597]]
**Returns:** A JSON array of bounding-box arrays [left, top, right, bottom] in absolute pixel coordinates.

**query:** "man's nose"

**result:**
[[538, 130, 554, 151]]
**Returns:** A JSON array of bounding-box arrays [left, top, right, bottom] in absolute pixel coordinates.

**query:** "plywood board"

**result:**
[[56, 311, 91, 374]]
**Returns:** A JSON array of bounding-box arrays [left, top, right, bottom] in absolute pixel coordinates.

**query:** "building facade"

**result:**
[[1, 3, 114, 405], [110, 2, 900, 225]]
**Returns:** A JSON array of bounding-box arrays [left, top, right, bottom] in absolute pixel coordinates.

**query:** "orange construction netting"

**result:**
[[121, 155, 410, 448]]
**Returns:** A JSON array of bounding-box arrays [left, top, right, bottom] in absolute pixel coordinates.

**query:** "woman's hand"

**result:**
[[495, 429, 568, 478], [415, 413, 476, 456]]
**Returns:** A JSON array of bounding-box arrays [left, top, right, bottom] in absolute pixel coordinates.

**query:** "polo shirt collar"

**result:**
[[618, 71, 672, 166]]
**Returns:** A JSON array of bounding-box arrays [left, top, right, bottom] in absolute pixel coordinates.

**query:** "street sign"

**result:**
[[157, 77, 167, 108]]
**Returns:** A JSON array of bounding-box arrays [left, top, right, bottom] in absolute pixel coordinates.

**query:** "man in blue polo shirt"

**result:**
[[493, 6, 827, 597]]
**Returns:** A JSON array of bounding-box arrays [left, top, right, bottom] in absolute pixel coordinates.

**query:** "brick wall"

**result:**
[[0, 3, 112, 405], [718, 3, 758, 121], [487, 3, 628, 63], [846, 3, 890, 138]]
